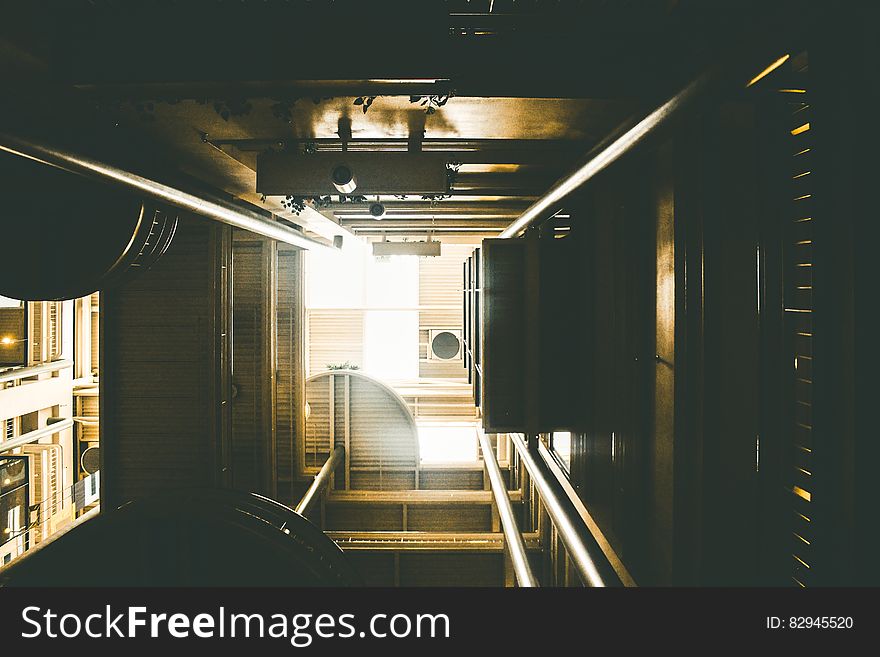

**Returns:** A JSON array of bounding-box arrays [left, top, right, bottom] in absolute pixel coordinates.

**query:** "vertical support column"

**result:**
[[343, 373, 351, 490], [524, 229, 541, 439]]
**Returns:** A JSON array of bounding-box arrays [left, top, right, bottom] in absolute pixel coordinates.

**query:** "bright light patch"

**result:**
[[418, 422, 479, 463], [746, 53, 790, 87]]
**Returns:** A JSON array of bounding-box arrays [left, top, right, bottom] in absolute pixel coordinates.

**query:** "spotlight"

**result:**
[[369, 202, 386, 219], [331, 165, 357, 194]]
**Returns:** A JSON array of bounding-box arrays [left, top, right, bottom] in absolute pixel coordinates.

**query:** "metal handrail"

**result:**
[[0, 132, 330, 251], [295, 446, 344, 517], [509, 432, 623, 587], [0, 419, 74, 453], [478, 432, 538, 587], [0, 359, 72, 385], [499, 71, 713, 238]]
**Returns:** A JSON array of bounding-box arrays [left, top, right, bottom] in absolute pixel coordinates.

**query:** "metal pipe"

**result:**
[[500, 72, 712, 238], [0, 419, 74, 453], [478, 432, 539, 587], [0, 132, 329, 250], [295, 446, 344, 517], [509, 433, 622, 587], [0, 359, 73, 385]]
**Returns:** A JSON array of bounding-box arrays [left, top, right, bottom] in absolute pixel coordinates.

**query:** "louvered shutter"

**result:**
[[783, 52, 815, 587]]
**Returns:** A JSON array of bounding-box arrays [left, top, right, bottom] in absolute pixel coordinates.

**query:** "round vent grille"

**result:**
[[81, 446, 100, 474], [431, 331, 461, 359]]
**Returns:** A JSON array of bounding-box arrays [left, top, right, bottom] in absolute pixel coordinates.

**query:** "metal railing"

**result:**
[[295, 446, 344, 518], [0, 419, 74, 453], [0, 471, 100, 570], [0, 359, 72, 385], [478, 432, 538, 587], [0, 132, 330, 250], [509, 433, 624, 587], [500, 72, 713, 238]]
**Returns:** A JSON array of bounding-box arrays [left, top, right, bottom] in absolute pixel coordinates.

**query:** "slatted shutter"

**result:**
[[47, 301, 61, 360], [276, 246, 304, 500], [90, 293, 100, 377], [782, 51, 815, 587], [304, 371, 419, 489], [22, 443, 62, 541], [306, 309, 364, 375], [419, 243, 474, 378], [29, 301, 42, 365]]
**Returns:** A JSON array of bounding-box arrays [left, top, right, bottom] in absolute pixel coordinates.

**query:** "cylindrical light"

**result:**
[[331, 165, 357, 194]]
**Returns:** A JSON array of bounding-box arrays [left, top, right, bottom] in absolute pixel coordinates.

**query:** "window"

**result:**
[[551, 431, 572, 472]]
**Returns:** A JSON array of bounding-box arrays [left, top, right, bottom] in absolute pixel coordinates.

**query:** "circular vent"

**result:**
[[81, 446, 100, 474], [431, 331, 461, 360]]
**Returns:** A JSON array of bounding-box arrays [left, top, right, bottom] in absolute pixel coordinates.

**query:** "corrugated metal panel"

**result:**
[[307, 309, 364, 375]]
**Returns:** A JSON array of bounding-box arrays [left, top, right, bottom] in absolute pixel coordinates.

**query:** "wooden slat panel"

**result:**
[[407, 504, 492, 532], [230, 238, 269, 494], [324, 504, 404, 531], [418, 469, 485, 490], [275, 247, 303, 500], [102, 218, 226, 506]]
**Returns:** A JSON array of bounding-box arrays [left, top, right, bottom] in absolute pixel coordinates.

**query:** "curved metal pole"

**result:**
[[0, 132, 330, 250], [296, 447, 344, 517], [509, 433, 622, 587], [478, 432, 539, 587], [499, 72, 712, 238]]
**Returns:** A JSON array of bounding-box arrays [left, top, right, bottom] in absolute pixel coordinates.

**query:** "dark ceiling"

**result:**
[[0, 0, 813, 242]]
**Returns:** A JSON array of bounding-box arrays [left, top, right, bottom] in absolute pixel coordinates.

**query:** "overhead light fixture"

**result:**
[[331, 165, 357, 194], [372, 240, 441, 257], [369, 202, 386, 219]]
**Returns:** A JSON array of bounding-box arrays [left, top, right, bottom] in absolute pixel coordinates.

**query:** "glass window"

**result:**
[[551, 431, 572, 472]]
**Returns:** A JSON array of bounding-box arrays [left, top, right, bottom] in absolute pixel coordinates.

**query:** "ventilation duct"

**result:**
[[0, 152, 177, 301]]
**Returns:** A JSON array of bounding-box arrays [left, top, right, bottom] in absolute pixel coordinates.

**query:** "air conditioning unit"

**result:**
[[428, 329, 462, 360], [22, 443, 63, 542]]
